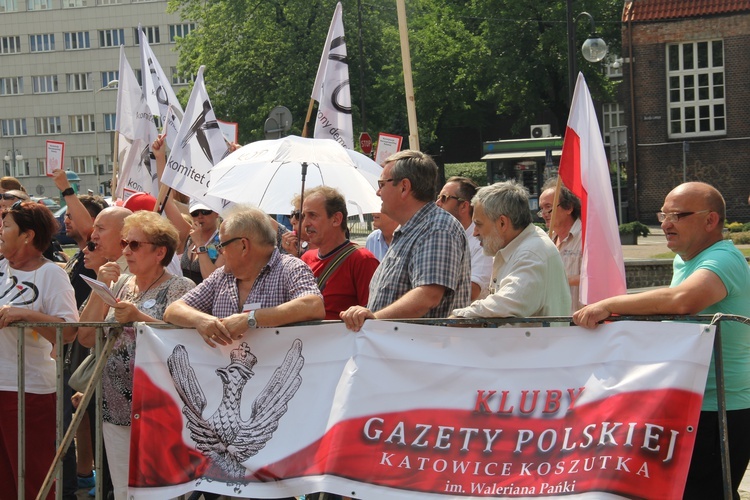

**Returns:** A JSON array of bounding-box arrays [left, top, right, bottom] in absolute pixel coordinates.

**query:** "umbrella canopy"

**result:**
[[207, 135, 382, 216]]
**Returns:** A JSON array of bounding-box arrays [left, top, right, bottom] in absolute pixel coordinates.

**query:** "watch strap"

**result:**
[[61, 187, 75, 197]]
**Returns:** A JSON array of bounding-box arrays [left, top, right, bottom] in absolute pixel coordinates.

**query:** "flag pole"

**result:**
[[111, 133, 119, 201], [548, 176, 563, 239], [301, 98, 316, 138], [396, 0, 419, 150]]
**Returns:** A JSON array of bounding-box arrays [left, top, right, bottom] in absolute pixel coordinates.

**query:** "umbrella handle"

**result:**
[[297, 162, 308, 257]]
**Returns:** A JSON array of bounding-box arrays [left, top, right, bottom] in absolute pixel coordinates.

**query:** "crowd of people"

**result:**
[[0, 143, 748, 500]]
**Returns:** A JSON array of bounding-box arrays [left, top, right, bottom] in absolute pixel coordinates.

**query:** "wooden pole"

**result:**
[[548, 176, 563, 239], [396, 0, 419, 150], [111, 133, 119, 201], [301, 98, 316, 138]]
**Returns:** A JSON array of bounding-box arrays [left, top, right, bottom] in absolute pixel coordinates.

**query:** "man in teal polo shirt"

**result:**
[[574, 181, 750, 499]]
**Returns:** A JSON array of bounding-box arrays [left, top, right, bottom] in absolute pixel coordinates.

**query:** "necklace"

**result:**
[[129, 269, 166, 302]]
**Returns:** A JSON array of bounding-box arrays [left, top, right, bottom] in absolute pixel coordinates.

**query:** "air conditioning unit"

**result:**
[[530, 124, 552, 138]]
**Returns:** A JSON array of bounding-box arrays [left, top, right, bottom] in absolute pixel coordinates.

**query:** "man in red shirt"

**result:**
[[300, 186, 380, 320]]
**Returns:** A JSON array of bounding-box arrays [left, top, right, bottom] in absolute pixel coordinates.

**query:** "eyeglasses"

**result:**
[[85, 241, 97, 252], [536, 204, 561, 218], [0, 193, 21, 200], [436, 194, 465, 204], [216, 236, 243, 253], [1, 200, 23, 219], [377, 178, 400, 189], [120, 239, 157, 251], [656, 210, 710, 223], [190, 209, 214, 217], [289, 210, 301, 220]]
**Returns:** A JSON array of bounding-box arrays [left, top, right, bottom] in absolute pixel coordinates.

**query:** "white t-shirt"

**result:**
[[0, 259, 79, 394]]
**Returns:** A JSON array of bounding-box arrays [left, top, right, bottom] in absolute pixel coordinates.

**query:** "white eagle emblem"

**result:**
[[167, 339, 304, 479]]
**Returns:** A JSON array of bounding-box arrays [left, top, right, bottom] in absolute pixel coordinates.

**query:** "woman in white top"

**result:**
[[0, 200, 78, 499]]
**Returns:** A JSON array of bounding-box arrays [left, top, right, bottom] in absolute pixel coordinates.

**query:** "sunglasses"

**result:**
[[190, 209, 214, 217], [289, 210, 301, 220], [85, 241, 97, 251], [0, 193, 21, 200], [1, 200, 23, 219], [120, 239, 157, 251], [436, 194, 465, 204], [216, 236, 243, 253]]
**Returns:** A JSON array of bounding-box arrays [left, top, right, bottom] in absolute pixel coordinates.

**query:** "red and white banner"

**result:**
[[130, 321, 713, 499]]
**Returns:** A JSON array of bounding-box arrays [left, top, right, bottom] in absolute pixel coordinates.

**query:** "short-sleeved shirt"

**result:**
[[671, 240, 750, 411], [64, 248, 97, 308], [367, 203, 471, 317], [181, 248, 322, 319], [552, 218, 583, 312], [365, 230, 389, 262]]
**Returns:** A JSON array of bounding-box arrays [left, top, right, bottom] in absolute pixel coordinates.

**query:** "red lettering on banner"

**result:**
[[474, 387, 586, 415]]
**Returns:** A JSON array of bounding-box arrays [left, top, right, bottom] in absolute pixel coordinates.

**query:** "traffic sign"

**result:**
[[359, 132, 373, 155]]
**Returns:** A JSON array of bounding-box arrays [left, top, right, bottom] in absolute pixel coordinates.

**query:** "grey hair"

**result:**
[[385, 150, 438, 202], [221, 204, 276, 246], [472, 180, 531, 229]]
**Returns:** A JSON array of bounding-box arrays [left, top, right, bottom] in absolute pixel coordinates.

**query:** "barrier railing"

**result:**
[[11, 314, 750, 500]]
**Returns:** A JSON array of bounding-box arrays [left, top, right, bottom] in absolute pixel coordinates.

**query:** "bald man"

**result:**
[[90, 206, 133, 272], [574, 182, 750, 499]]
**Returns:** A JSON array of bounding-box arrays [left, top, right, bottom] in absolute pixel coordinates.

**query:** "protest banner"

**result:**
[[374, 132, 403, 166], [130, 321, 713, 499], [45, 140, 64, 176]]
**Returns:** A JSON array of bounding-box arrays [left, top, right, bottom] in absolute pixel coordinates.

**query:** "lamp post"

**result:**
[[566, 0, 608, 103], [94, 79, 119, 195], [3, 138, 22, 178]]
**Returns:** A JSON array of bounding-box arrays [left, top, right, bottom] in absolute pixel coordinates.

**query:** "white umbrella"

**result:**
[[207, 135, 382, 216]]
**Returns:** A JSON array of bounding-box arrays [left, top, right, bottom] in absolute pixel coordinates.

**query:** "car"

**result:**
[[31, 196, 61, 213]]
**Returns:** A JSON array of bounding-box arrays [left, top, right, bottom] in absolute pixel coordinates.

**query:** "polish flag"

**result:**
[[559, 73, 626, 305]]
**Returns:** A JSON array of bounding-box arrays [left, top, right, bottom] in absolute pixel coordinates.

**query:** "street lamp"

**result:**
[[3, 141, 22, 178], [566, 0, 608, 103], [94, 79, 119, 195]]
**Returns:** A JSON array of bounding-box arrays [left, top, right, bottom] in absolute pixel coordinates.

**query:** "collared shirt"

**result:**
[[452, 224, 571, 318], [466, 222, 493, 299], [181, 248, 322, 319], [368, 203, 471, 317], [552, 218, 583, 312], [365, 229, 389, 262]]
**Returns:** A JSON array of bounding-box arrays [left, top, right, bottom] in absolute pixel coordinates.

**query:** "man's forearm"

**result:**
[[374, 285, 445, 320]]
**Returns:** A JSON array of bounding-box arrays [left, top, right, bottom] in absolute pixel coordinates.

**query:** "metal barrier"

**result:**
[[11, 314, 750, 500]]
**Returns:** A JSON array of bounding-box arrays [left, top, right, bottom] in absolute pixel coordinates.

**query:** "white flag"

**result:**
[[139, 25, 183, 149], [312, 2, 353, 149], [160, 66, 231, 213], [115, 46, 158, 200]]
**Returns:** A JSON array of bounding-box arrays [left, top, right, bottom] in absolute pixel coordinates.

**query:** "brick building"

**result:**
[[621, 0, 750, 224]]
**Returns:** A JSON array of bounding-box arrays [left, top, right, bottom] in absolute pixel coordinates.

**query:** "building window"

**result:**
[[35, 116, 61, 135], [605, 55, 623, 79], [104, 153, 113, 173], [33, 75, 58, 93], [169, 23, 195, 42], [30, 34, 55, 52], [1, 118, 27, 137], [63, 0, 89, 7], [67, 73, 91, 91], [8, 159, 30, 177], [667, 40, 725, 138], [71, 156, 95, 174], [0, 36, 20, 54], [99, 29, 125, 48], [27, 0, 50, 10], [64, 31, 90, 50], [36, 159, 46, 177], [101, 71, 118, 89], [70, 114, 95, 133], [171, 67, 193, 85], [134, 26, 160, 45], [97, 0, 122, 5], [602, 103, 625, 146], [104, 113, 116, 132], [0, 77, 23, 96], [0, 1, 19, 13]]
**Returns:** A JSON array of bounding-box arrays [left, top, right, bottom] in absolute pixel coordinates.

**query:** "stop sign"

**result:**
[[359, 132, 373, 155]]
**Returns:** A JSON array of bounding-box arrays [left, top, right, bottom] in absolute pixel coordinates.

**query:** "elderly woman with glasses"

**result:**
[[78, 210, 194, 500], [0, 201, 78, 499]]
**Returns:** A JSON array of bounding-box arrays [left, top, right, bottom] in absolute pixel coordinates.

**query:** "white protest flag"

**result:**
[[312, 2, 353, 149], [160, 66, 230, 213], [114, 46, 159, 200], [139, 25, 183, 149]]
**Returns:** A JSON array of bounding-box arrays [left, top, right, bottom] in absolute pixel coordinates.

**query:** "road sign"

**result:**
[[359, 132, 372, 155]]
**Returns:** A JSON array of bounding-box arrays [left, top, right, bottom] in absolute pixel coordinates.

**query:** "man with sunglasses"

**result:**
[[574, 182, 750, 499], [164, 205, 324, 344], [436, 176, 492, 300], [340, 150, 471, 332]]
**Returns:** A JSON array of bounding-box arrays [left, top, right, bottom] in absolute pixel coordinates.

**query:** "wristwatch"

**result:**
[[61, 187, 75, 197], [247, 310, 257, 329], [192, 245, 207, 254]]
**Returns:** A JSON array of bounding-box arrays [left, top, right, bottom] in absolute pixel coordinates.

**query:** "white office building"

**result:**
[[0, 0, 192, 198]]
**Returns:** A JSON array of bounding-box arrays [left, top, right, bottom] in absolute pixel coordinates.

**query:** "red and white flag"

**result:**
[[559, 73, 626, 305], [129, 321, 712, 499], [312, 2, 353, 149]]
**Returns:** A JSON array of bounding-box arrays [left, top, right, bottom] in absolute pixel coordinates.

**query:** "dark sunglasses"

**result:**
[[190, 209, 214, 217], [85, 241, 97, 251], [0, 193, 21, 200], [289, 210, 301, 220], [120, 239, 157, 251], [436, 194, 466, 204], [1, 200, 23, 219], [216, 236, 243, 253]]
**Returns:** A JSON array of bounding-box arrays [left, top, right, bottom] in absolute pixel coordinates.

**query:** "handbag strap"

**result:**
[[317, 243, 359, 292]]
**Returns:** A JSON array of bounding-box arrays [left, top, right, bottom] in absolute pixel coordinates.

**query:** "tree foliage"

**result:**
[[168, 0, 623, 156]]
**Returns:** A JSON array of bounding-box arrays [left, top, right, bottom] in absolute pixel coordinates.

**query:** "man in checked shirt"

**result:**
[[340, 150, 471, 331], [164, 205, 324, 345]]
